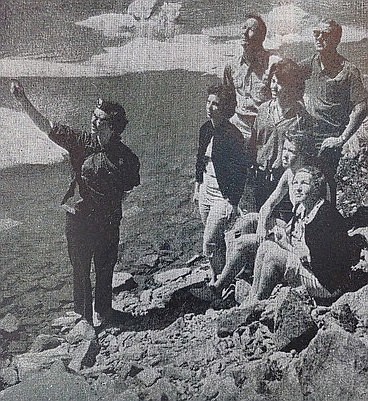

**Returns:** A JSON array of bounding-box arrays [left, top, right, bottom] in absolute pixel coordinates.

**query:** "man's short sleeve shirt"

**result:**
[[224, 51, 281, 117], [301, 53, 367, 135]]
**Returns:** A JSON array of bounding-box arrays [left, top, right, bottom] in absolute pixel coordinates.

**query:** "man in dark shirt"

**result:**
[[300, 19, 367, 204], [11, 80, 140, 326]]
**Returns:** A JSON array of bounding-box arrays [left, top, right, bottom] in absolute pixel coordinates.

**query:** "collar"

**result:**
[[314, 52, 344, 74], [240, 48, 268, 67], [268, 100, 304, 123], [294, 198, 325, 224]]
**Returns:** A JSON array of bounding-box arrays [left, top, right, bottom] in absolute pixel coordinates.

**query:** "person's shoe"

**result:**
[[221, 284, 236, 301]]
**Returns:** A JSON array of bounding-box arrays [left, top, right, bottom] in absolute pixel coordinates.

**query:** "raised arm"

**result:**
[[10, 80, 52, 134], [256, 170, 290, 241]]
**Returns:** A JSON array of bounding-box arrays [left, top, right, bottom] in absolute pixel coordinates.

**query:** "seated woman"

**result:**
[[247, 165, 353, 305], [193, 84, 248, 286], [250, 59, 315, 210], [211, 130, 316, 294]]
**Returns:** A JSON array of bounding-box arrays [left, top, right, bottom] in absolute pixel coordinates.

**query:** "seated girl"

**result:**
[[247, 165, 353, 304], [211, 130, 316, 295]]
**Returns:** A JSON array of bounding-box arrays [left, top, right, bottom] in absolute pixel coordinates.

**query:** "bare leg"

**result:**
[[202, 200, 228, 284], [213, 233, 258, 291], [248, 241, 288, 303]]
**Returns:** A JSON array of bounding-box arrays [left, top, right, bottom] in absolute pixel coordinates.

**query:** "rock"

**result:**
[[65, 320, 96, 344], [331, 303, 358, 332], [0, 362, 99, 401], [274, 358, 304, 401], [217, 303, 265, 337], [332, 284, 368, 323], [112, 272, 137, 293], [154, 267, 190, 285], [0, 313, 19, 334], [234, 279, 251, 305], [30, 334, 64, 352], [13, 343, 71, 381], [111, 390, 140, 401], [295, 325, 368, 401], [272, 287, 317, 351], [145, 378, 179, 401], [194, 374, 239, 401], [136, 254, 159, 267], [51, 312, 82, 330], [136, 366, 161, 387], [140, 289, 153, 304], [0, 367, 18, 386], [68, 340, 100, 372]]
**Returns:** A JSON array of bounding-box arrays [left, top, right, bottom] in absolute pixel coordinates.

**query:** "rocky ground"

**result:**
[[0, 124, 368, 400]]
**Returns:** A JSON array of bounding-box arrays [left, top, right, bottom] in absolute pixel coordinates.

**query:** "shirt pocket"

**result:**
[[325, 77, 349, 104]]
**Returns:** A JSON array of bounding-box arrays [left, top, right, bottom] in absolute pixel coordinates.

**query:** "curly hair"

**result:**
[[96, 98, 128, 134], [269, 59, 306, 101]]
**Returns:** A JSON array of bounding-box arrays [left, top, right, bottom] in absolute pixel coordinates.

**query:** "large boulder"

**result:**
[[0, 362, 99, 401], [332, 284, 368, 324], [193, 374, 240, 401], [13, 344, 71, 380], [272, 287, 317, 351], [286, 324, 368, 401]]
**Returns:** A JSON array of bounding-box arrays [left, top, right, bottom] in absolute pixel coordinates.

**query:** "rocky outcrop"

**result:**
[[2, 269, 368, 400], [0, 361, 99, 401], [272, 287, 317, 351], [279, 325, 368, 401]]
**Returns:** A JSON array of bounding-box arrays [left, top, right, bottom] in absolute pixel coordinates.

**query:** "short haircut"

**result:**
[[244, 14, 267, 42], [269, 59, 306, 100], [320, 18, 342, 44], [294, 165, 327, 198], [97, 98, 128, 133], [284, 130, 317, 159], [207, 84, 237, 119]]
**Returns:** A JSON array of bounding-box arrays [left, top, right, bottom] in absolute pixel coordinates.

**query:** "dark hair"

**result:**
[[244, 14, 267, 42], [269, 59, 306, 100], [284, 130, 317, 159], [207, 84, 237, 119], [294, 165, 327, 198], [320, 18, 342, 45], [97, 98, 128, 133]]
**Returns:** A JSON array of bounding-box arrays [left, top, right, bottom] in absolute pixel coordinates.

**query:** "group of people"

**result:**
[[194, 15, 367, 307], [9, 14, 367, 328]]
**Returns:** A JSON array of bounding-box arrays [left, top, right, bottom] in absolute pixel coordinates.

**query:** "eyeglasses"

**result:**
[[312, 30, 331, 39]]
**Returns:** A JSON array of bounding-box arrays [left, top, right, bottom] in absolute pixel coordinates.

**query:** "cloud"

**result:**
[[0, 108, 67, 169]]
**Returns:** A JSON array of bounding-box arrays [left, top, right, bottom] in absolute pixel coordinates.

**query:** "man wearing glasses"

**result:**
[[301, 19, 367, 205], [11, 80, 140, 327]]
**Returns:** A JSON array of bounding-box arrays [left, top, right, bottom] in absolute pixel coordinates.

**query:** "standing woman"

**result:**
[[251, 59, 315, 210], [193, 85, 248, 286]]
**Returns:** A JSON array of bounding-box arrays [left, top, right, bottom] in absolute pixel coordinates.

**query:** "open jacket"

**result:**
[[290, 200, 352, 293], [195, 119, 249, 206]]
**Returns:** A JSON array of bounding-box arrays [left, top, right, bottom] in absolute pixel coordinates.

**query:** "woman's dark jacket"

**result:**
[[292, 201, 353, 293], [195, 120, 249, 206]]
